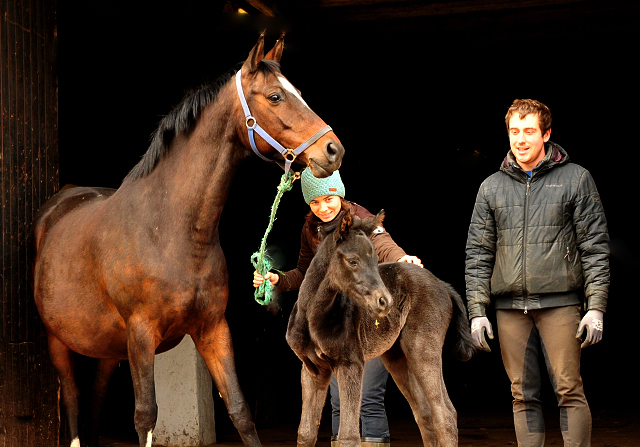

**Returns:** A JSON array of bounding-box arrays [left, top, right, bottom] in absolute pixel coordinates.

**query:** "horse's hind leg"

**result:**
[[127, 320, 159, 447], [192, 319, 261, 447], [405, 353, 457, 447], [47, 334, 81, 447], [382, 354, 438, 446], [88, 358, 121, 447]]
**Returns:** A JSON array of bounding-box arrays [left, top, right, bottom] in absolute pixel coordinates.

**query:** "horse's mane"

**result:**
[[124, 60, 281, 182]]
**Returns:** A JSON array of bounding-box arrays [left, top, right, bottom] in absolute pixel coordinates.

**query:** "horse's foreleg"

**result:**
[[127, 321, 158, 447], [297, 362, 331, 447], [192, 319, 262, 447], [47, 334, 81, 447], [88, 358, 121, 447], [333, 362, 365, 447]]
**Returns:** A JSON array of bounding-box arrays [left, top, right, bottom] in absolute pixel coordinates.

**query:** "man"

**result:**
[[465, 99, 609, 447]]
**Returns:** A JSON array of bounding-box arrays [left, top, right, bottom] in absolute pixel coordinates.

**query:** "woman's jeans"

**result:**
[[497, 306, 591, 447], [330, 357, 390, 438]]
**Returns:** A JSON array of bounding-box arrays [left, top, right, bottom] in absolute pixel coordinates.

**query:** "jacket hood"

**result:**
[[501, 141, 569, 178]]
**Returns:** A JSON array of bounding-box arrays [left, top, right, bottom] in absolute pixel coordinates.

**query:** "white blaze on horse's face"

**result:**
[[278, 76, 310, 109]]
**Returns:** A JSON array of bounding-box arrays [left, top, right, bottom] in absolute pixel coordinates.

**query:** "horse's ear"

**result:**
[[265, 33, 285, 62], [335, 210, 355, 243], [375, 210, 385, 227], [242, 31, 266, 74], [361, 209, 386, 237]]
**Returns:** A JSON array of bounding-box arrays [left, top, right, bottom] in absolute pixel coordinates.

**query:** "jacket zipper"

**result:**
[[523, 175, 531, 314]]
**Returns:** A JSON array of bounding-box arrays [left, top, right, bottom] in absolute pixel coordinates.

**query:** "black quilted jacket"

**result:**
[[465, 142, 610, 319]]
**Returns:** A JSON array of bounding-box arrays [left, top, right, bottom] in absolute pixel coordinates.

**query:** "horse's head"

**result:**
[[236, 33, 344, 178], [324, 210, 394, 318]]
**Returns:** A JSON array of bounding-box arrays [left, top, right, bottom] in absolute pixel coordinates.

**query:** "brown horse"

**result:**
[[32, 33, 344, 447], [286, 211, 475, 447]]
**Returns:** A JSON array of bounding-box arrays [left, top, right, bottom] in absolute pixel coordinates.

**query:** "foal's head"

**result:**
[[321, 210, 393, 318]]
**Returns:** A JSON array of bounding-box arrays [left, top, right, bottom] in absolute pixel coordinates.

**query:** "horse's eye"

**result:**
[[267, 93, 282, 103], [347, 259, 358, 267]]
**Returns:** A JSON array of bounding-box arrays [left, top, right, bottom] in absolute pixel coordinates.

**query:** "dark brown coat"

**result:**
[[277, 202, 407, 292]]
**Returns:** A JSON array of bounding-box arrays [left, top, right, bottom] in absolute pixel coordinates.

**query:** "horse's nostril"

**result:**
[[325, 141, 342, 162], [378, 296, 387, 309]]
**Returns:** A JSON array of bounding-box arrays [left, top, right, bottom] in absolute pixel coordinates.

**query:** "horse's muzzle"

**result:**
[[308, 137, 344, 178], [367, 289, 393, 318]]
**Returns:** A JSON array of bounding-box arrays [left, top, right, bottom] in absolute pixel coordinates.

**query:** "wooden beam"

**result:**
[[302, 0, 606, 21], [245, 0, 276, 16]]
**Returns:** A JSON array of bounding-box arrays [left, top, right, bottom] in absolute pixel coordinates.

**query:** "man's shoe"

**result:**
[[330, 435, 339, 447]]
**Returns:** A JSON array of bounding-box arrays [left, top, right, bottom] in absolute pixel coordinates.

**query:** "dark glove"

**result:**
[[471, 316, 494, 352], [576, 310, 603, 349]]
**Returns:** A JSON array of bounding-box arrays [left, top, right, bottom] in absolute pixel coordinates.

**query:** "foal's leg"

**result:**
[[297, 363, 331, 447], [192, 318, 262, 447], [88, 358, 121, 447], [382, 354, 438, 446], [48, 334, 81, 447], [127, 319, 159, 447], [333, 362, 365, 447], [407, 351, 457, 447]]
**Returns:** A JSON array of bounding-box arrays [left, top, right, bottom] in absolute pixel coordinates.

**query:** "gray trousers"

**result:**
[[497, 306, 591, 447]]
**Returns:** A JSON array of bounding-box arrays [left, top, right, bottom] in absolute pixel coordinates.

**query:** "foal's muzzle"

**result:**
[[367, 289, 393, 319]]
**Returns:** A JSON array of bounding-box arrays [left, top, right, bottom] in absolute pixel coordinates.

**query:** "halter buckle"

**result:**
[[245, 116, 257, 130], [284, 148, 297, 163]]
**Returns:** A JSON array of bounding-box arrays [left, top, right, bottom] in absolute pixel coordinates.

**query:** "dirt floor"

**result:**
[[99, 408, 639, 446]]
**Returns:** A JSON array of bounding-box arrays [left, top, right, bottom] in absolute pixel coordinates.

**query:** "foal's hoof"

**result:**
[[330, 436, 391, 447], [361, 437, 391, 447]]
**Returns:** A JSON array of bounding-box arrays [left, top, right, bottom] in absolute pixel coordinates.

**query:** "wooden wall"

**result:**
[[1, 0, 59, 445]]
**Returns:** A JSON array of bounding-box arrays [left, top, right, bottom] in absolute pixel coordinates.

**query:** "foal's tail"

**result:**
[[442, 282, 476, 361]]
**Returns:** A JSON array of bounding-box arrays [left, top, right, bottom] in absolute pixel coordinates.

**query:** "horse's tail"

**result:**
[[442, 281, 476, 362]]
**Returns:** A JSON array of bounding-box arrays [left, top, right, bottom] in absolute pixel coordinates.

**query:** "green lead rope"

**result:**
[[251, 170, 299, 305]]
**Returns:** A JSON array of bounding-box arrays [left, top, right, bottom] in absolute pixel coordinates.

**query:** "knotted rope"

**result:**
[[251, 171, 300, 305]]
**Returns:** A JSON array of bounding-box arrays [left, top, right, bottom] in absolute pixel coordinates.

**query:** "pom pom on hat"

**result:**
[[301, 168, 346, 204]]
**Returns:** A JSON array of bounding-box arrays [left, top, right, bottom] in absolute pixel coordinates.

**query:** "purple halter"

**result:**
[[235, 69, 332, 177]]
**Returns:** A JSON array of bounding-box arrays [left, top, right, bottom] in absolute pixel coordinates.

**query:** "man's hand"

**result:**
[[576, 309, 604, 349], [471, 316, 494, 352]]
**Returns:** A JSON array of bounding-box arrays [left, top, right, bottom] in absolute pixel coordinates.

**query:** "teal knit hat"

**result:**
[[301, 168, 346, 204]]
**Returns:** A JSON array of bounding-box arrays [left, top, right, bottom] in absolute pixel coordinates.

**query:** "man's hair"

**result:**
[[505, 99, 552, 135]]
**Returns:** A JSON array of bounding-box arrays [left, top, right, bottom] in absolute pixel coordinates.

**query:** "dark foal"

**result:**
[[32, 33, 344, 447], [286, 211, 476, 447]]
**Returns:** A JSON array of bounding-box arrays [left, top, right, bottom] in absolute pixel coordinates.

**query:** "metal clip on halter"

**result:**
[[235, 69, 332, 177]]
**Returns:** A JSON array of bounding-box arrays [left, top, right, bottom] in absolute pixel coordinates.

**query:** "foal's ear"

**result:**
[[242, 31, 266, 74], [265, 33, 285, 62], [335, 210, 355, 243], [375, 209, 386, 227], [362, 209, 386, 237]]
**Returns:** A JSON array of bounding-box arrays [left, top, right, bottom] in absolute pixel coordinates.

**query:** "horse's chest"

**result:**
[[307, 307, 401, 360]]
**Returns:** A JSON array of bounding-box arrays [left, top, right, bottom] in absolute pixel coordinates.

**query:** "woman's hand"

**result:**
[[397, 255, 423, 268], [253, 270, 279, 288]]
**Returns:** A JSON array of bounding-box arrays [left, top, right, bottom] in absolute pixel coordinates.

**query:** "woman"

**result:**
[[253, 169, 422, 447]]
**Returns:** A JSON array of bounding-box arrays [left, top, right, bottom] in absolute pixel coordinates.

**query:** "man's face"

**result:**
[[508, 112, 551, 171]]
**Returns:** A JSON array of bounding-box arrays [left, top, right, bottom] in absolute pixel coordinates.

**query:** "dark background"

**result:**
[[55, 0, 638, 440]]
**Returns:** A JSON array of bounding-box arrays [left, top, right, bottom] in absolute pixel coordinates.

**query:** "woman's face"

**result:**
[[309, 195, 342, 222]]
